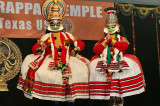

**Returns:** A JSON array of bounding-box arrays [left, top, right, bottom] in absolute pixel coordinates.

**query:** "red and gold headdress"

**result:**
[[42, 0, 66, 21]]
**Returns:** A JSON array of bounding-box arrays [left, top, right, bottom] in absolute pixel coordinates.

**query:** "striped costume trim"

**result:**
[[18, 74, 89, 98], [89, 73, 144, 97], [29, 61, 39, 69]]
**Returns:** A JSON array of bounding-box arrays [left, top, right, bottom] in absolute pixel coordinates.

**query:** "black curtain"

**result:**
[[117, 10, 160, 106]]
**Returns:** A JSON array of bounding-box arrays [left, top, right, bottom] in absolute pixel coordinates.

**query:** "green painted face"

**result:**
[[50, 19, 60, 30], [107, 24, 116, 34]]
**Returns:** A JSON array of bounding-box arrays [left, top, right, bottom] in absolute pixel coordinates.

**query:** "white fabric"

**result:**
[[18, 54, 89, 101], [90, 56, 145, 100]]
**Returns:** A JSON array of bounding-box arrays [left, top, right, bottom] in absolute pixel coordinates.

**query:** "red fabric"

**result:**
[[124, 54, 145, 86], [77, 40, 85, 51], [98, 38, 105, 43], [114, 41, 128, 51], [28, 54, 47, 79], [18, 75, 89, 96], [60, 32, 66, 64], [124, 54, 143, 73], [93, 43, 105, 55], [22, 54, 47, 91], [43, 38, 52, 54], [89, 73, 144, 96], [50, 34, 58, 65], [32, 43, 41, 55], [93, 38, 111, 55], [105, 40, 111, 45], [65, 33, 74, 45], [90, 55, 99, 62], [45, 47, 52, 54]]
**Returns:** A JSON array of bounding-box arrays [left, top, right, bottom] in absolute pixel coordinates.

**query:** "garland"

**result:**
[[117, 4, 160, 19], [116, 3, 160, 77], [136, 7, 152, 19], [117, 4, 133, 16]]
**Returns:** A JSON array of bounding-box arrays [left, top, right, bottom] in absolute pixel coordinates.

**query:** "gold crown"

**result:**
[[51, 6, 60, 11], [52, 0, 60, 10], [53, 12, 61, 17], [42, 0, 66, 21], [47, 0, 62, 20], [54, 0, 58, 4]]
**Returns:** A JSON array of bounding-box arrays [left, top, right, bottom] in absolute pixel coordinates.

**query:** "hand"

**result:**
[[111, 39, 117, 46], [41, 43, 47, 51], [106, 33, 111, 40], [70, 50, 76, 56]]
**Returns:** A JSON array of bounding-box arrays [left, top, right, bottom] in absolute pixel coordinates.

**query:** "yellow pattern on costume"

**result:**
[[53, 32, 62, 46], [111, 34, 116, 39]]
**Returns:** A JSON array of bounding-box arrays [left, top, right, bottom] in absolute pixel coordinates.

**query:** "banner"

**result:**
[[0, 0, 113, 40]]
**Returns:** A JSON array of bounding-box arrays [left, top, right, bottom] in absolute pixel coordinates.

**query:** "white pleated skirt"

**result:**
[[17, 54, 89, 101], [89, 56, 145, 100]]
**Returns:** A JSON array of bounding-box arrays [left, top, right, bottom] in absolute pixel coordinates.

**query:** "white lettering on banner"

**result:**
[[0, 19, 32, 30], [0, 1, 5, 13], [67, 5, 102, 18], [12, 20, 18, 29], [37, 19, 42, 30], [70, 5, 81, 17], [0, 1, 106, 33], [36, 20, 47, 30], [0, 1, 42, 15], [0, 18, 4, 28], [16, 2, 23, 14], [33, 3, 41, 15], [97, 6, 102, 18], [19, 21, 25, 29], [82, 6, 89, 17], [26, 21, 32, 30], [5, 20, 11, 29], [90, 6, 96, 18], [0, 1, 103, 18], [6, 2, 15, 13], [25, 3, 32, 14]]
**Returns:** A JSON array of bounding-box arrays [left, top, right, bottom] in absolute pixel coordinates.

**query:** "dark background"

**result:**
[[0, 8, 160, 106]]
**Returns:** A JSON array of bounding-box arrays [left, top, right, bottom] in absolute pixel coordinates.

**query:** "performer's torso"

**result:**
[[53, 32, 62, 46]]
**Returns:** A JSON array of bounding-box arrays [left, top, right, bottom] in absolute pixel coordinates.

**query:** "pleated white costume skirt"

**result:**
[[89, 56, 145, 100], [17, 54, 89, 101]]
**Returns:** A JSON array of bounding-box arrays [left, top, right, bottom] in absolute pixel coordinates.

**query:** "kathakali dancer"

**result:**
[[89, 8, 145, 105], [17, 0, 89, 101]]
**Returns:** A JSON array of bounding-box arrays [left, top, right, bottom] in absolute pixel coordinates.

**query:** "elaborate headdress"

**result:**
[[42, 0, 66, 31], [42, 0, 66, 21], [104, 7, 120, 34], [104, 7, 118, 24]]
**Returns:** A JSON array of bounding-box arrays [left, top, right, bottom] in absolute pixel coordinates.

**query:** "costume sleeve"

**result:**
[[93, 43, 105, 55], [32, 34, 46, 55], [113, 37, 129, 51], [114, 42, 128, 51], [74, 40, 85, 51], [32, 43, 41, 55], [93, 38, 110, 55], [65, 32, 85, 53]]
